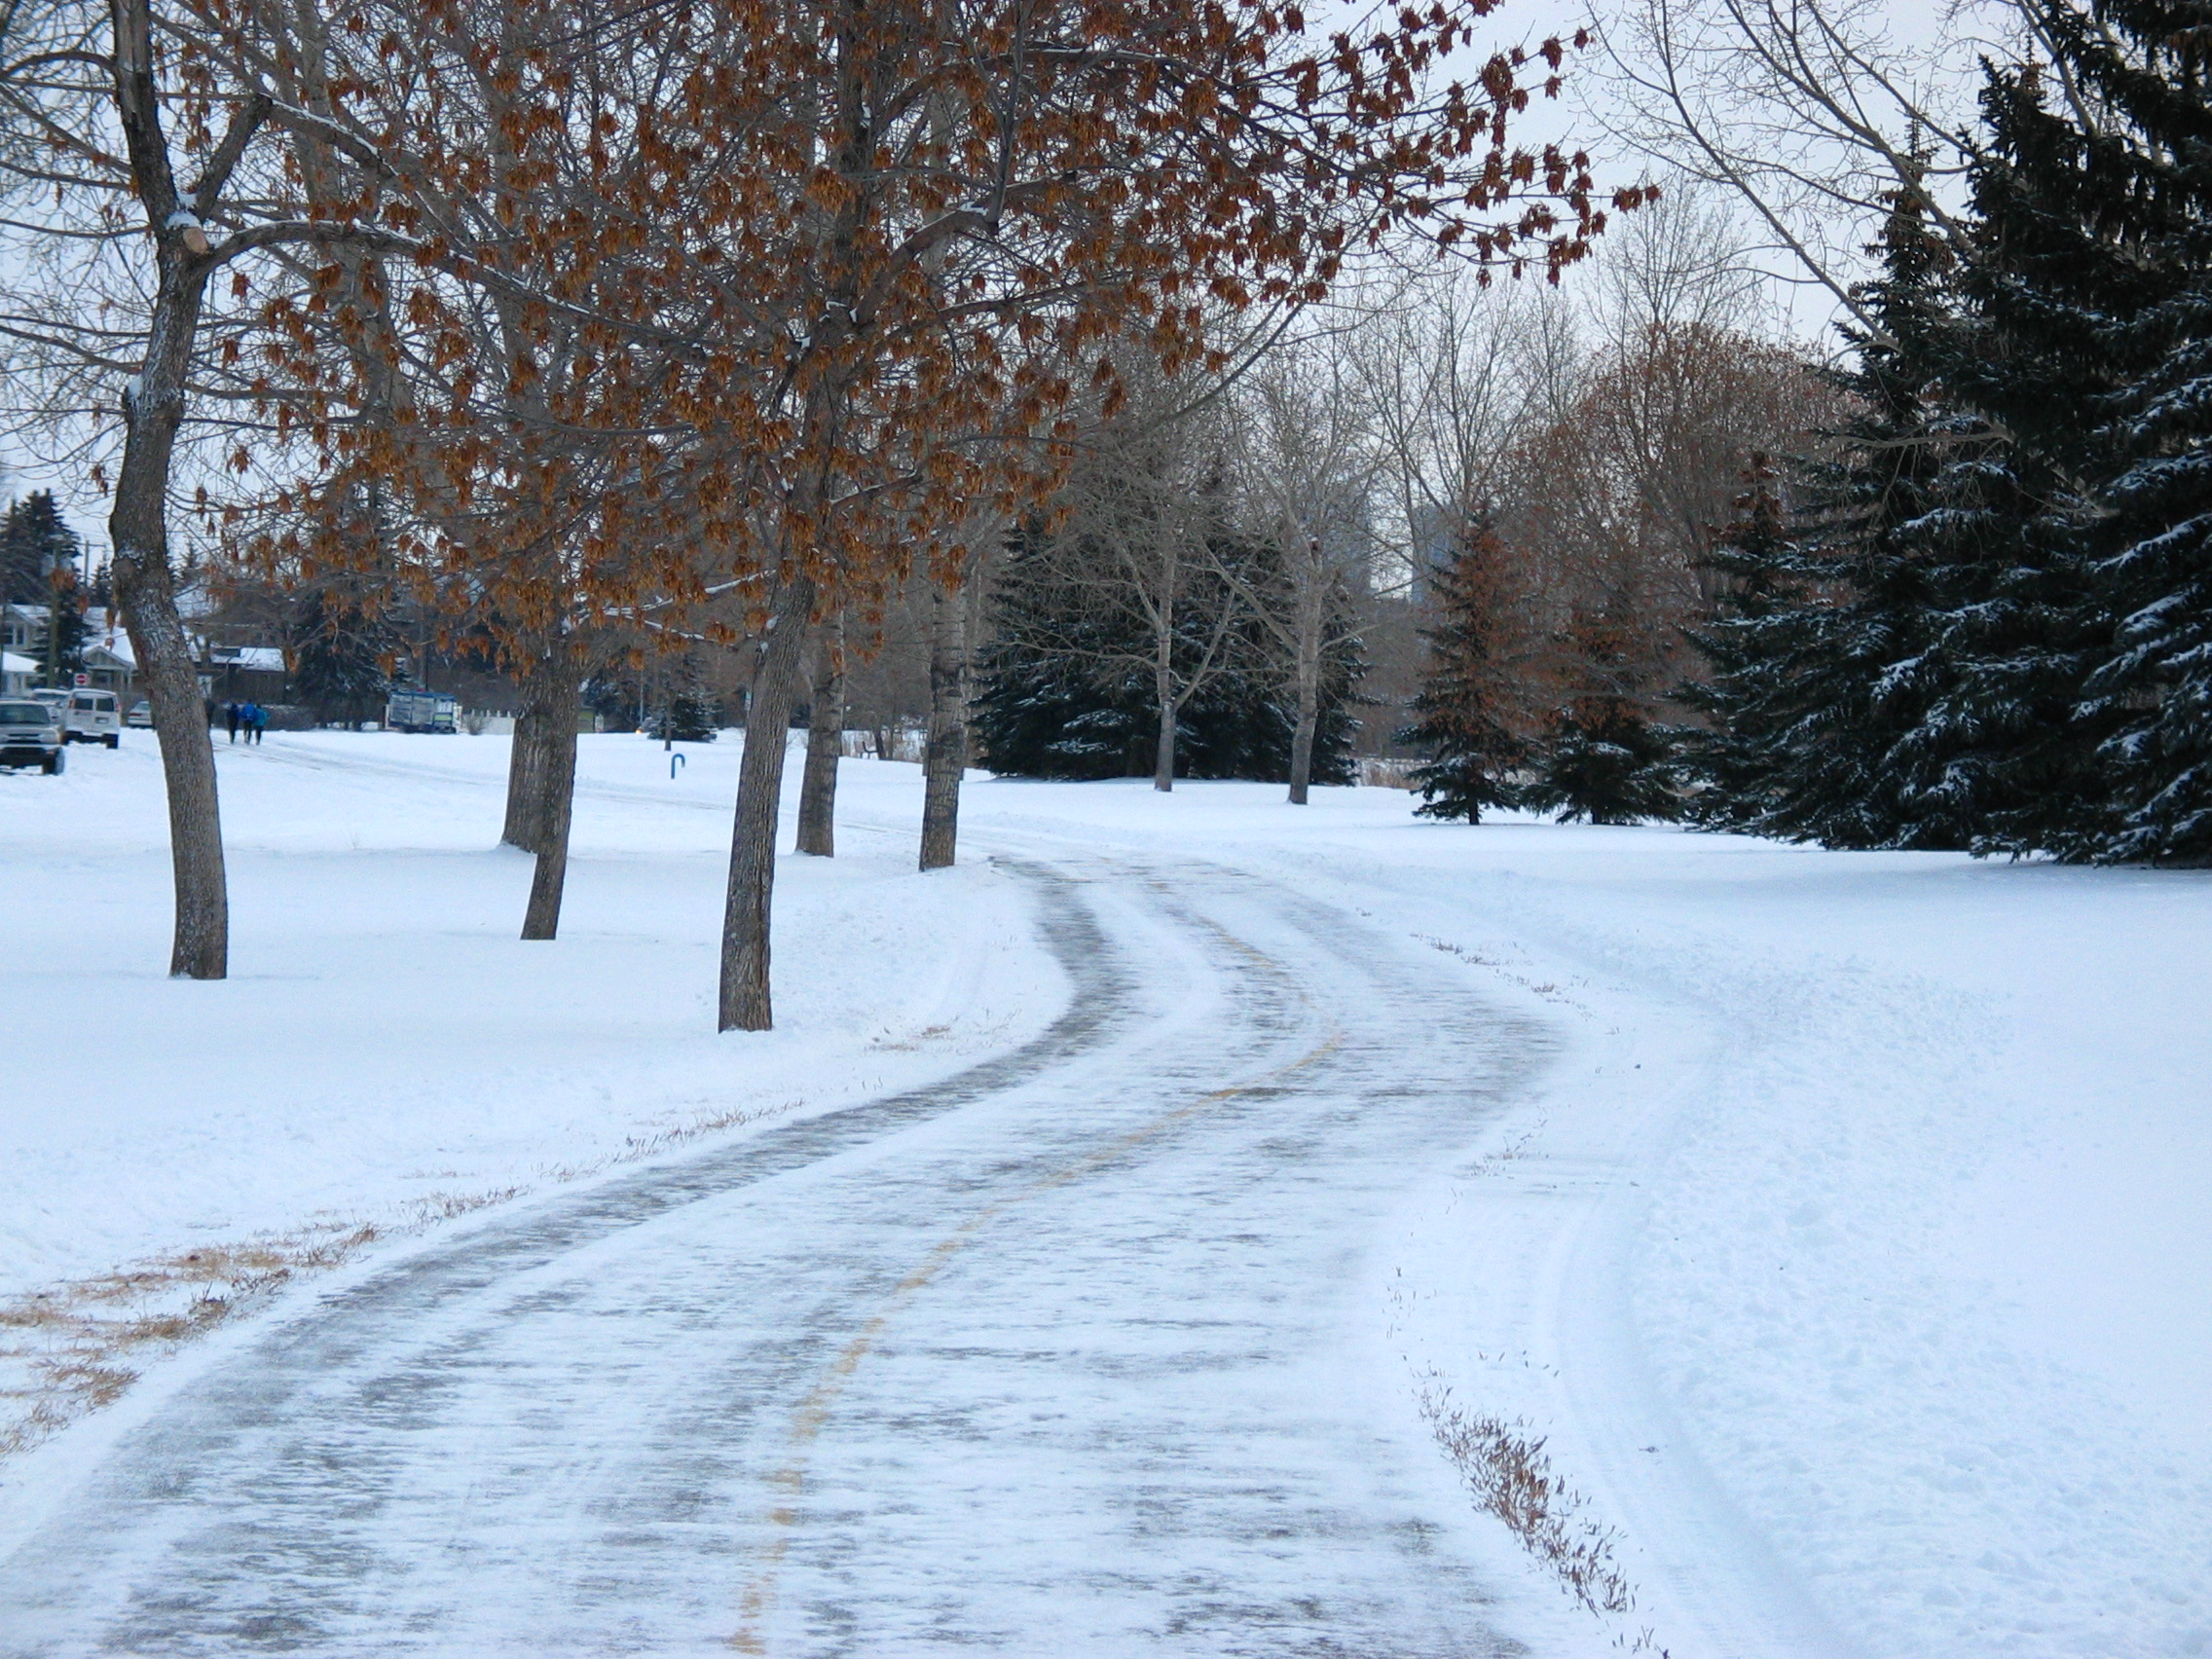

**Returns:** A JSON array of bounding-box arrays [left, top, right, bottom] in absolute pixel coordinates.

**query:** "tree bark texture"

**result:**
[[115, 549, 228, 978], [1152, 624, 1177, 793], [501, 685, 553, 853], [919, 580, 970, 870], [520, 645, 579, 940], [795, 611, 844, 857], [720, 575, 816, 1032]]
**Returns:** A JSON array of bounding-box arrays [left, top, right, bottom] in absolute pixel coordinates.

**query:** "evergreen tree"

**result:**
[[1680, 184, 1993, 849], [583, 670, 644, 732], [290, 591, 396, 726], [647, 655, 720, 741], [1524, 608, 1680, 825], [49, 589, 88, 682], [0, 493, 79, 607], [971, 525, 1145, 777], [1401, 527, 1528, 823], [1966, 2, 2212, 861], [1677, 457, 1804, 830], [1899, 28, 2163, 857], [1680, 144, 2097, 853]]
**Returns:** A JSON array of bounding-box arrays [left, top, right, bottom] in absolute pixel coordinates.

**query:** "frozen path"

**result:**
[[0, 850, 1555, 1658]]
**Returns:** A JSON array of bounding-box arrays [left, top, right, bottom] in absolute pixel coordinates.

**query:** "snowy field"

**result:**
[[1, 728, 2207, 1658]]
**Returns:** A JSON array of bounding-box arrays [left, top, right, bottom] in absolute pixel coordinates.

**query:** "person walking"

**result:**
[[223, 701, 240, 744], [251, 702, 268, 745]]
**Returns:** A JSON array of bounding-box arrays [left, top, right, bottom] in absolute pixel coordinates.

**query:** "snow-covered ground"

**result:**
[[1, 729, 2205, 1658], [0, 733, 1059, 1305]]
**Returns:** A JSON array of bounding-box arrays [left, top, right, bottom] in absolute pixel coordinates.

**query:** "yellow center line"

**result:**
[[726, 924, 1340, 1654]]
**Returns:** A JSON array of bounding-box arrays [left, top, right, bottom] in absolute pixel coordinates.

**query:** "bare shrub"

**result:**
[[1419, 1382, 1640, 1620]]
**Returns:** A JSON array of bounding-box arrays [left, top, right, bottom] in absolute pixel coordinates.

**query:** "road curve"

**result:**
[[0, 852, 1556, 1657]]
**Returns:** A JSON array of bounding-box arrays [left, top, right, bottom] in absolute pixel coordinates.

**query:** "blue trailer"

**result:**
[[385, 689, 459, 733]]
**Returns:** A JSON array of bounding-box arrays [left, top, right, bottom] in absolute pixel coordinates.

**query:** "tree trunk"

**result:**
[[1287, 610, 1321, 806], [719, 575, 815, 1032], [1152, 627, 1177, 792], [919, 579, 969, 870], [114, 545, 228, 978], [501, 682, 551, 853], [107, 11, 230, 979], [520, 645, 578, 940], [795, 611, 844, 857]]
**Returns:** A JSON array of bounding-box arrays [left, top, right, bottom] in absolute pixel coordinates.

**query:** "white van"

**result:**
[[63, 688, 121, 748]]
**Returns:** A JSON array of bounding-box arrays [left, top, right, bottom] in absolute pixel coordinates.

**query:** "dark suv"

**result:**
[[0, 699, 65, 774]]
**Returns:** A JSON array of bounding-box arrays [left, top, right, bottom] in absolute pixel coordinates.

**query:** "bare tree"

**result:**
[[1586, 175, 1774, 339], [1592, 0, 2035, 337], [1499, 318, 1838, 714], [0, 0, 442, 978], [1017, 379, 1255, 793], [1358, 270, 1539, 591], [1224, 343, 1377, 803], [919, 528, 995, 868]]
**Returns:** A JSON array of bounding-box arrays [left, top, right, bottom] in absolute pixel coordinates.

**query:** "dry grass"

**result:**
[[1419, 1382, 1669, 1653], [1419, 934, 1584, 1009], [0, 1084, 827, 1463], [1358, 756, 1419, 789], [0, 1222, 383, 1459], [868, 1023, 951, 1053]]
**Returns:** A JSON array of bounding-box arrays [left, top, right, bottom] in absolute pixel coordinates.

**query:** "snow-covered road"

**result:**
[[0, 842, 1559, 1657]]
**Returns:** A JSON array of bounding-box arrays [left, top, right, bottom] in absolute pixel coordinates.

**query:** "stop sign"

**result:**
[[73, 672, 88, 686]]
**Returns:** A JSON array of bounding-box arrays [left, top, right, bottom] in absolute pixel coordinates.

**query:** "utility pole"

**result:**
[[42, 563, 65, 689]]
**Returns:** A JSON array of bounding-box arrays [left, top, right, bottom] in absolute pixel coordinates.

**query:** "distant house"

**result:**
[[2, 606, 141, 697], [1, 604, 49, 660], [1, 649, 32, 697], [81, 612, 135, 695], [202, 643, 289, 706]]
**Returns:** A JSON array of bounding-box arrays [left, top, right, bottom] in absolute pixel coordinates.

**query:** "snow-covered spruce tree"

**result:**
[[1681, 182, 2011, 849], [972, 522, 1149, 778], [1970, 2, 2212, 861], [1677, 457, 1805, 830], [1525, 608, 1680, 825], [1919, 6, 2212, 859], [974, 516, 1360, 783], [1402, 527, 1528, 823], [1177, 608, 1362, 784]]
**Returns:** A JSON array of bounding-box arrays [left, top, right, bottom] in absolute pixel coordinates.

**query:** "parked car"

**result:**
[[0, 699, 64, 774], [126, 699, 154, 728], [63, 688, 121, 748]]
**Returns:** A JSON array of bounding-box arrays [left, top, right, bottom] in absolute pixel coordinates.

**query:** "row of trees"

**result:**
[[1685, 0, 2212, 863], [1356, 184, 1828, 824], [1408, 0, 2212, 866], [974, 184, 1826, 811], [0, 0, 1641, 1023]]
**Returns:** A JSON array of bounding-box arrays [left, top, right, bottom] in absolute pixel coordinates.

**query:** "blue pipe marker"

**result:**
[[670, 752, 686, 780]]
